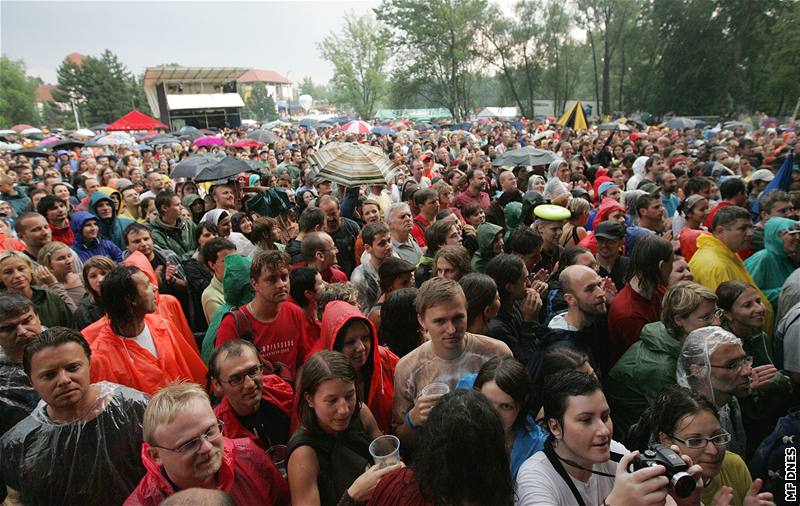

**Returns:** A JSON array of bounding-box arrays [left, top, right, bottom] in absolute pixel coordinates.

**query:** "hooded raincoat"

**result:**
[[124, 437, 289, 506], [70, 211, 124, 263], [744, 217, 798, 310], [90, 190, 134, 250], [0, 382, 148, 506], [606, 321, 682, 440], [201, 209, 255, 257], [690, 234, 774, 335], [201, 254, 254, 362], [577, 198, 626, 254], [471, 222, 503, 273], [149, 214, 197, 262], [308, 301, 398, 434]]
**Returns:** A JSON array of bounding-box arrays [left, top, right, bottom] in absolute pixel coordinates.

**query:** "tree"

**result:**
[[55, 49, 146, 125], [377, 0, 488, 121], [299, 76, 331, 102], [319, 12, 390, 118], [243, 82, 278, 121], [0, 55, 40, 127]]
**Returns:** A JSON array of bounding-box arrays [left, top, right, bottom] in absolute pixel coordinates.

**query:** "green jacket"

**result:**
[[744, 217, 797, 312], [606, 321, 682, 441], [471, 222, 503, 273], [29, 287, 74, 329], [201, 254, 254, 363], [149, 216, 197, 262]]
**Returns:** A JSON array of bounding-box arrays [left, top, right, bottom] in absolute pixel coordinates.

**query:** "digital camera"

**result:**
[[629, 444, 696, 498]]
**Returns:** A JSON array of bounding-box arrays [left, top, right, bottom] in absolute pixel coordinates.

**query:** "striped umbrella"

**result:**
[[341, 120, 371, 135], [308, 142, 397, 187]]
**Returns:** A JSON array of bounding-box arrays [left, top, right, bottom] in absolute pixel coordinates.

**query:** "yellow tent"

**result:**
[[558, 100, 589, 131]]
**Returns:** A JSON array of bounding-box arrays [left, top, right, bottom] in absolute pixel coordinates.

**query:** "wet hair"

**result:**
[[250, 217, 280, 250], [760, 190, 790, 215], [0, 291, 34, 321], [316, 283, 359, 320], [711, 205, 751, 231], [626, 235, 673, 293], [297, 350, 361, 433], [194, 221, 218, 246], [661, 281, 717, 337], [459, 273, 498, 326], [539, 346, 591, 382], [462, 202, 484, 220], [301, 231, 329, 263], [541, 369, 602, 430], [361, 222, 390, 247], [298, 206, 325, 233], [100, 265, 143, 326], [154, 190, 177, 215], [720, 178, 746, 200], [208, 339, 259, 381], [416, 277, 466, 316], [250, 250, 290, 280], [413, 188, 438, 207], [424, 219, 456, 256], [23, 327, 91, 376], [474, 356, 532, 431], [378, 287, 420, 358], [433, 245, 472, 280], [82, 256, 117, 300], [36, 241, 71, 270], [139, 197, 154, 218], [201, 237, 236, 268], [123, 222, 151, 245], [14, 212, 46, 236], [684, 176, 711, 196], [412, 390, 514, 506], [503, 227, 543, 255], [289, 266, 319, 309], [715, 280, 752, 312], [628, 385, 719, 452], [36, 195, 66, 217], [485, 253, 525, 304]]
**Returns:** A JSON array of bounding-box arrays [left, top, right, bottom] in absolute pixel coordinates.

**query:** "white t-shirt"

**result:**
[[515, 440, 628, 506], [133, 324, 158, 359]]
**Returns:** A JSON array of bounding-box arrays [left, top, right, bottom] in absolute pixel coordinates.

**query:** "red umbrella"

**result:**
[[342, 120, 371, 135], [233, 139, 263, 149]]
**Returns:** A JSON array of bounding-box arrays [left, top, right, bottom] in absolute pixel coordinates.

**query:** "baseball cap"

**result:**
[[750, 169, 775, 183], [595, 221, 626, 240]]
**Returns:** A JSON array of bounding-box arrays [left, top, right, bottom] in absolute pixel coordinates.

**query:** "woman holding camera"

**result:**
[[632, 386, 774, 506], [516, 370, 703, 506]]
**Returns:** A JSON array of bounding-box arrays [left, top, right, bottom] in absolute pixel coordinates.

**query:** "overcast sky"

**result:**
[[1, 0, 382, 86]]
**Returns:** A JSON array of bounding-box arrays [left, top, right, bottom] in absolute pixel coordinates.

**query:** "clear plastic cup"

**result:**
[[419, 382, 450, 397], [267, 444, 288, 477], [369, 435, 401, 468]]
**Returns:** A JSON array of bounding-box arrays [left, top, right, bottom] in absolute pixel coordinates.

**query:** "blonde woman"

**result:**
[[560, 198, 591, 248], [0, 251, 73, 328], [37, 242, 86, 308]]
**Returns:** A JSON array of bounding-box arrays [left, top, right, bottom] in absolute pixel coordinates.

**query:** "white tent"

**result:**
[[476, 107, 518, 119]]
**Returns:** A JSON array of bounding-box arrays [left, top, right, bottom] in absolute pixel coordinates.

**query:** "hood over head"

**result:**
[[201, 209, 229, 226], [70, 211, 100, 244], [476, 222, 503, 255], [222, 254, 253, 306], [89, 191, 118, 220], [764, 217, 797, 257], [595, 197, 626, 224]]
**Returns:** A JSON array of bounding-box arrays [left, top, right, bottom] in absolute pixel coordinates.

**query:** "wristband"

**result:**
[[405, 411, 416, 430]]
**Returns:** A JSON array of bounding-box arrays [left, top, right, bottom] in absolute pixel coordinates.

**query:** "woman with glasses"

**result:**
[[287, 350, 399, 506], [632, 386, 774, 506], [718, 280, 795, 458], [0, 250, 73, 328], [607, 281, 718, 441]]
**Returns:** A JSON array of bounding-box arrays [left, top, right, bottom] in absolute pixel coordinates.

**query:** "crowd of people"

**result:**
[[0, 116, 798, 505]]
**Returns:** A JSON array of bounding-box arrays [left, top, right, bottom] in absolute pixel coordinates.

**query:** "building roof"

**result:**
[[166, 93, 244, 111], [65, 53, 87, 65], [237, 69, 291, 84], [35, 84, 60, 103], [143, 67, 250, 87]]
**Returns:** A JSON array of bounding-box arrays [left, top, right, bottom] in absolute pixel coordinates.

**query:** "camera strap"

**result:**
[[544, 441, 624, 506]]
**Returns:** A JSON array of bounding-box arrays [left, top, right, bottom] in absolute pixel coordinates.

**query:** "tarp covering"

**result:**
[[105, 110, 168, 132]]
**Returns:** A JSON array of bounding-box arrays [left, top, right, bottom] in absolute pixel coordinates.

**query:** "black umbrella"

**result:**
[[88, 123, 108, 132], [194, 156, 257, 183], [246, 130, 279, 144], [170, 154, 218, 179], [148, 134, 180, 146], [492, 146, 559, 167], [13, 149, 51, 158], [598, 122, 630, 132], [50, 139, 85, 150]]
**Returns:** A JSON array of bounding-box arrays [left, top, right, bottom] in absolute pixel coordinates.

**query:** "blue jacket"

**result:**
[[70, 211, 124, 263], [89, 192, 133, 250]]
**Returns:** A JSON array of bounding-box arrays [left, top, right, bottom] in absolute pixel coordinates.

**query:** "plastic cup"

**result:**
[[267, 445, 288, 477], [419, 382, 450, 398], [369, 435, 401, 468]]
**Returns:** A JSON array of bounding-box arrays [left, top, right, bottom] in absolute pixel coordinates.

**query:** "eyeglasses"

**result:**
[[699, 308, 724, 324], [153, 420, 224, 454], [668, 431, 731, 449], [221, 364, 264, 386], [710, 355, 753, 372]]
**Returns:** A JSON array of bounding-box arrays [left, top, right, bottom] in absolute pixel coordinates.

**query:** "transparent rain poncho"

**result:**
[[676, 326, 748, 456], [0, 381, 150, 505]]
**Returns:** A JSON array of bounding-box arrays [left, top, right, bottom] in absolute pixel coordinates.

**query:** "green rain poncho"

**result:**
[[745, 217, 798, 311], [201, 254, 254, 363]]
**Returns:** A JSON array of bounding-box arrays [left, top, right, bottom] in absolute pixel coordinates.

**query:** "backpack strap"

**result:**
[[543, 441, 587, 506], [228, 306, 254, 342]]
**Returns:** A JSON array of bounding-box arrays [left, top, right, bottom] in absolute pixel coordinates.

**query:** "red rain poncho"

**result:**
[[215, 374, 294, 445]]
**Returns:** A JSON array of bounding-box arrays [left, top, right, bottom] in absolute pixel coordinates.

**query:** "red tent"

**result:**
[[105, 110, 168, 132]]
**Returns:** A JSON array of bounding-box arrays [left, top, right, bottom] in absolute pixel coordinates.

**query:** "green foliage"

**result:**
[[55, 49, 147, 125], [319, 12, 390, 118], [0, 55, 41, 127], [243, 82, 278, 121], [299, 77, 331, 102], [377, 0, 488, 121]]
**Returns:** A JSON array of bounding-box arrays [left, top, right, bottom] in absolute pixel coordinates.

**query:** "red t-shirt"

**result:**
[[607, 284, 666, 365], [411, 214, 431, 247], [215, 302, 307, 382]]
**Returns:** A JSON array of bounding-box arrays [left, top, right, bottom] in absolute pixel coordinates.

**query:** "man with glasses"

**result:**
[[689, 206, 774, 335], [677, 326, 755, 457], [209, 340, 294, 448], [126, 383, 288, 505], [1, 328, 148, 505]]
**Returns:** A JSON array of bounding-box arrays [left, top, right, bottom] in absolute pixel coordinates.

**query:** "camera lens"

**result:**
[[671, 471, 696, 498]]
